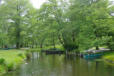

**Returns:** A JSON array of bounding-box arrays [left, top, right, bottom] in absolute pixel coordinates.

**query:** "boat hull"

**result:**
[[83, 54, 103, 59]]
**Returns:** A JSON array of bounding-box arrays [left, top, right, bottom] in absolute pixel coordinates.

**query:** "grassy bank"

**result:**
[[103, 52, 114, 65], [28, 45, 64, 52], [0, 49, 26, 74]]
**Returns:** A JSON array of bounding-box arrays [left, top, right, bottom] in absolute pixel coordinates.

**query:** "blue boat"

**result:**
[[83, 53, 103, 59]]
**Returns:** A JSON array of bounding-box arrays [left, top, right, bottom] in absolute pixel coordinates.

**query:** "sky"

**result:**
[[30, 0, 46, 9], [30, 0, 114, 9]]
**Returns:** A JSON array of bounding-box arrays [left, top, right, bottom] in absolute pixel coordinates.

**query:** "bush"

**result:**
[[0, 65, 6, 74], [55, 45, 65, 50], [25, 51, 31, 60], [18, 53, 24, 58], [7, 63, 14, 71], [63, 43, 79, 51], [0, 58, 5, 65], [28, 48, 41, 52], [108, 41, 114, 51]]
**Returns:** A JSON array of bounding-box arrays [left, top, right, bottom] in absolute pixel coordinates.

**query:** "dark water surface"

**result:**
[[3, 53, 114, 76]]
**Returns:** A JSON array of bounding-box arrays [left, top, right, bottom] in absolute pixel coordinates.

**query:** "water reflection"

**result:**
[[3, 53, 114, 76]]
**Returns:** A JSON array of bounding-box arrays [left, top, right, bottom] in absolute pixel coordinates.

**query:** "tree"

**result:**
[[0, 0, 33, 48]]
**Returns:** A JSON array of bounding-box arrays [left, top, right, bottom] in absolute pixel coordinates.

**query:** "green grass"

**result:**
[[0, 49, 26, 64], [28, 45, 64, 52], [0, 49, 26, 74], [103, 52, 114, 60], [102, 52, 114, 65], [42, 45, 64, 50]]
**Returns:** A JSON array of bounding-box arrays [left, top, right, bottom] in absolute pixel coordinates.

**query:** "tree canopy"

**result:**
[[0, 0, 114, 51]]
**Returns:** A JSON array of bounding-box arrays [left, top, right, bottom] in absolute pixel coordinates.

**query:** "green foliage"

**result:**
[[0, 50, 26, 73], [55, 45, 65, 50], [0, 0, 114, 52], [63, 43, 78, 51], [0, 65, 6, 74], [108, 41, 114, 50], [0, 58, 5, 65], [25, 51, 32, 60], [17, 53, 25, 59], [7, 63, 14, 71], [103, 52, 114, 65]]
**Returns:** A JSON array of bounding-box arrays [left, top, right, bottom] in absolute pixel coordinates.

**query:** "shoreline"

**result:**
[[102, 52, 114, 65], [0, 50, 27, 75]]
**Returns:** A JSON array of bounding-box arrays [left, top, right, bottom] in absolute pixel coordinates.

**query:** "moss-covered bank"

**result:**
[[0, 49, 26, 75], [103, 52, 114, 65]]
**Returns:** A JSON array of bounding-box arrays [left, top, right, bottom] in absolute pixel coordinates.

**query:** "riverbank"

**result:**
[[0, 49, 26, 75], [103, 52, 114, 65]]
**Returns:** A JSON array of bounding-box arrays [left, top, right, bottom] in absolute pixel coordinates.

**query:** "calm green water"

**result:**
[[3, 53, 114, 76]]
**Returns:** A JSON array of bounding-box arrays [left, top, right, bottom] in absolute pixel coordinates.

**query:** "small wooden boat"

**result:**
[[83, 53, 103, 59], [83, 49, 109, 59]]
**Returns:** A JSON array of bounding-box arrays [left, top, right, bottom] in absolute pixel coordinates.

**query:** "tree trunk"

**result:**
[[35, 43, 38, 48], [16, 42, 20, 49], [40, 43, 43, 49], [16, 29, 20, 49], [52, 33, 56, 48], [72, 32, 75, 42], [16, 0, 21, 49], [96, 46, 99, 50], [58, 34, 64, 45]]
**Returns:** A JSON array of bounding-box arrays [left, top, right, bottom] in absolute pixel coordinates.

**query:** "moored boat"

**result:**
[[83, 53, 103, 59]]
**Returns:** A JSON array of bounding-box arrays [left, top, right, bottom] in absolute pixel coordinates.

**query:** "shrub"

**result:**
[[0, 58, 5, 65], [7, 63, 14, 71], [0, 65, 6, 74], [63, 43, 79, 51], [55, 45, 65, 50], [18, 53, 24, 58], [108, 41, 114, 51], [25, 51, 31, 60]]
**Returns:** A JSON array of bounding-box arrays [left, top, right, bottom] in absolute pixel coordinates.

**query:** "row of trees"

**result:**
[[0, 0, 114, 51]]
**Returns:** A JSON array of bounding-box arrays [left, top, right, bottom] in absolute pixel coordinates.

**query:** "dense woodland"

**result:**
[[0, 0, 114, 51]]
